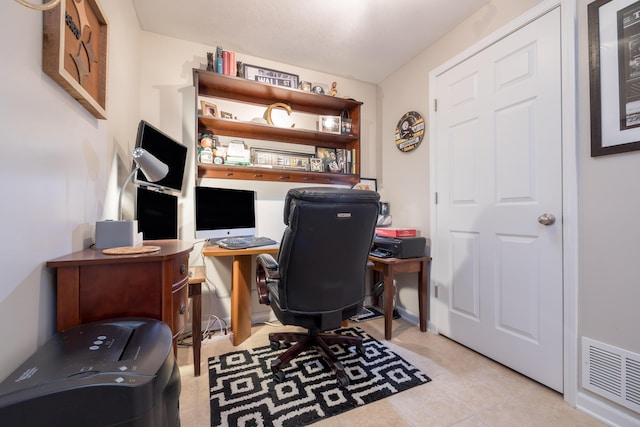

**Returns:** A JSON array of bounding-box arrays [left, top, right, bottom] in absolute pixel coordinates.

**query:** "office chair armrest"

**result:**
[[256, 254, 280, 305]]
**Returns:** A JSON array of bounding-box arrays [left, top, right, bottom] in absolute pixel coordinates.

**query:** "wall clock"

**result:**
[[394, 111, 425, 152]]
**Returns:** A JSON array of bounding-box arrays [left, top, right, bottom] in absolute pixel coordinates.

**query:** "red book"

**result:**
[[223, 51, 230, 75], [375, 227, 417, 238]]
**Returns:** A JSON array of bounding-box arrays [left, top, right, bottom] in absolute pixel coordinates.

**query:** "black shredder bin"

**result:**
[[0, 318, 181, 427]]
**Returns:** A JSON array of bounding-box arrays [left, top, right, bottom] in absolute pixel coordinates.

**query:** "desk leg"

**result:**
[[383, 266, 394, 340], [418, 260, 428, 332], [232, 255, 252, 346], [190, 283, 202, 376]]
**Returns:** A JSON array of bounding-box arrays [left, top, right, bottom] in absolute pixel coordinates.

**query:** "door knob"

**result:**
[[538, 213, 556, 225]]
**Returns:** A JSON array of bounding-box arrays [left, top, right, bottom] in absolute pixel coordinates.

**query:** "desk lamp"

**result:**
[[95, 148, 168, 249]]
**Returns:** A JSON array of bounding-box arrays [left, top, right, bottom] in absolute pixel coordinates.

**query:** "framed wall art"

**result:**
[[589, 0, 640, 156], [243, 64, 299, 89], [43, 0, 108, 119]]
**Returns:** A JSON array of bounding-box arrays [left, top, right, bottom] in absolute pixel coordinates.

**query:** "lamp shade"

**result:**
[[132, 148, 169, 183]]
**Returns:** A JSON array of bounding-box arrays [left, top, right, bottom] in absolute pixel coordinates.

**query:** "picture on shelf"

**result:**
[[310, 158, 323, 172], [316, 147, 341, 173], [319, 115, 341, 134], [250, 148, 312, 170], [243, 64, 299, 89], [220, 111, 234, 119], [201, 101, 218, 117]]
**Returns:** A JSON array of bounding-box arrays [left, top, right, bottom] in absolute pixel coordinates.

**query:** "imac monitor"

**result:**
[[133, 120, 188, 193], [195, 186, 256, 240], [136, 187, 178, 240]]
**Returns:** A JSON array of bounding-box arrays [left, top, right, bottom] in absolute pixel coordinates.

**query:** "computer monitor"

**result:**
[[133, 120, 188, 193], [136, 187, 178, 240], [194, 186, 256, 241]]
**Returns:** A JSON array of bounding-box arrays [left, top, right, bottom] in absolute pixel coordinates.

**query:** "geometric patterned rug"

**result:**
[[209, 327, 431, 427]]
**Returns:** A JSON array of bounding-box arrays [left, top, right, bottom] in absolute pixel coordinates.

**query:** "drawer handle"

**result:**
[[180, 264, 186, 275], [179, 304, 186, 315]]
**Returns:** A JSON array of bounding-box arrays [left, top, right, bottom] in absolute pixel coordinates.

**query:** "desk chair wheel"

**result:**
[[273, 370, 286, 383], [337, 374, 349, 388], [270, 340, 281, 351]]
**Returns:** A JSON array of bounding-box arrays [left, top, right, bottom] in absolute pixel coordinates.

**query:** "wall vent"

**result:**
[[582, 337, 640, 413]]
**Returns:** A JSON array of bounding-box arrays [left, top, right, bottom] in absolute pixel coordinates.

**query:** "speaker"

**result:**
[[95, 220, 143, 249], [136, 187, 178, 240]]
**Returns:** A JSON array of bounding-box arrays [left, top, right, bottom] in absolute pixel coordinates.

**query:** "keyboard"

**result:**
[[217, 236, 278, 250]]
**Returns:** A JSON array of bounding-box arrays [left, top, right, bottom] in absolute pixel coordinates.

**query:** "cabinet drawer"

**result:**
[[172, 255, 189, 284], [172, 280, 188, 335]]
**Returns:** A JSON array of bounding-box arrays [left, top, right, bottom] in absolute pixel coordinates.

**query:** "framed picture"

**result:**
[[42, 0, 108, 119], [310, 158, 323, 172], [250, 148, 312, 170], [319, 115, 341, 134], [201, 101, 218, 117], [243, 64, 299, 89], [315, 147, 340, 172], [589, 0, 640, 156], [220, 111, 233, 119], [352, 178, 377, 191]]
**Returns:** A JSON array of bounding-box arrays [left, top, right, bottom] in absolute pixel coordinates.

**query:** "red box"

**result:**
[[375, 227, 417, 238]]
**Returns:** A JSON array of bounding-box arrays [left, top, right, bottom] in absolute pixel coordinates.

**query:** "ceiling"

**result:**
[[132, 0, 490, 84]]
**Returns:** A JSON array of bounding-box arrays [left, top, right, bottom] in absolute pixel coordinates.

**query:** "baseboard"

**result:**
[[576, 391, 640, 427]]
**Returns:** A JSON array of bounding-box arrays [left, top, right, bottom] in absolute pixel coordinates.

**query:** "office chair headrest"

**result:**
[[283, 187, 380, 225]]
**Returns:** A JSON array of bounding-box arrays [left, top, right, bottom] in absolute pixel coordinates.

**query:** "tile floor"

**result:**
[[176, 316, 605, 427]]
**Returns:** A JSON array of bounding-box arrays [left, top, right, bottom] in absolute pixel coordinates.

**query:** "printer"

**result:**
[[0, 318, 180, 427], [371, 235, 430, 259]]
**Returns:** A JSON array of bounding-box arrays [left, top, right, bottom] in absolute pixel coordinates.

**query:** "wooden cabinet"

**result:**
[[46, 240, 194, 352], [193, 69, 362, 185]]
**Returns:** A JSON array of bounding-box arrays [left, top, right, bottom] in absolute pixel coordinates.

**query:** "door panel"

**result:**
[[434, 8, 563, 392]]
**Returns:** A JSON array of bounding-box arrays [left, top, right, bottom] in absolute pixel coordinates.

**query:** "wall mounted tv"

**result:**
[[133, 120, 187, 193], [194, 186, 256, 241]]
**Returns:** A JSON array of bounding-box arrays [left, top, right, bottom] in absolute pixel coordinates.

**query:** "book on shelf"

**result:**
[[216, 46, 223, 74]]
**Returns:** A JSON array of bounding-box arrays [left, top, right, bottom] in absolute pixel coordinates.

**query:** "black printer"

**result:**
[[371, 235, 430, 259], [0, 318, 180, 427]]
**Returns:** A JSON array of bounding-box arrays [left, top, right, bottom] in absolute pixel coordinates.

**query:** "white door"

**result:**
[[432, 8, 563, 392]]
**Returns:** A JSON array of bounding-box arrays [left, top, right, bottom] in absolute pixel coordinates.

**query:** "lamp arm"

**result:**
[[118, 166, 139, 221]]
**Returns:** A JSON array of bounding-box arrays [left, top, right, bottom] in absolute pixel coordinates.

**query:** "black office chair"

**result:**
[[256, 187, 380, 386]]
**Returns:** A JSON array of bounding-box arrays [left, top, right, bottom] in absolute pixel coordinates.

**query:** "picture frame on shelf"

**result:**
[[588, 0, 640, 156], [250, 147, 313, 170], [220, 111, 234, 119], [352, 178, 377, 191], [243, 64, 299, 89], [319, 115, 341, 134], [310, 158, 323, 172], [201, 101, 218, 117], [315, 147, 341, 173]]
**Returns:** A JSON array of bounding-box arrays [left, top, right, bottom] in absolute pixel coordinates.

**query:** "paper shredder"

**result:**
[[0, 318, 180, 426]]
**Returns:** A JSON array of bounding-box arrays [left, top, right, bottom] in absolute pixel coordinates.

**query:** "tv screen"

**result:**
[[136, 187, 178, 240], [133, 120, 187, 193], [195, 186, 256, 240]]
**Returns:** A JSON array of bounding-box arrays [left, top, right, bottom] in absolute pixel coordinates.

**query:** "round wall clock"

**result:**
[[394, 111, 425, 152]]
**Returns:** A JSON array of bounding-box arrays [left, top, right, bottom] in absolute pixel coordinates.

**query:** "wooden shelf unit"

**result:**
[[193, 69, 362, 185]]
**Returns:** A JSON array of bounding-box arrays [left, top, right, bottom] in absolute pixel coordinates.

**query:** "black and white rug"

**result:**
[[208, 327, 431, 427]]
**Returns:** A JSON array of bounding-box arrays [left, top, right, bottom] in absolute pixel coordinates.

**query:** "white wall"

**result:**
[[377, 0, 544, 320], [0, 1, 140, 380]]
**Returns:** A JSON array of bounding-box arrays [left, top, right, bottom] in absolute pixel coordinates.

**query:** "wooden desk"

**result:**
[[202, 244, 279, 345], [368, 255, 432, 340], [46, 240, 194, 353]]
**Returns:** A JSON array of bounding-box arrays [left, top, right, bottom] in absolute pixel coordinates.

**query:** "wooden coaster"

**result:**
[[102, 245, 161, 255]]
